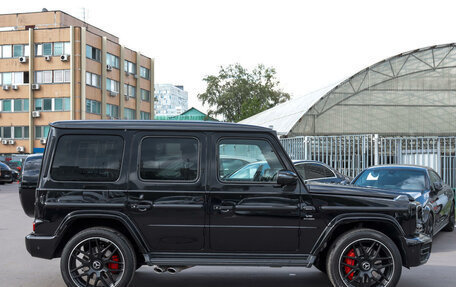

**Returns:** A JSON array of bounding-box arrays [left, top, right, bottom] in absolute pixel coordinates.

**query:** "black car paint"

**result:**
[[19, 154, 43, 217], [25, 121, 431, 270]]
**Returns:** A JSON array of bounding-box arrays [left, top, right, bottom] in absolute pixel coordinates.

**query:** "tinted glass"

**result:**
[[429, 170, 441, 184], [219, 158, 250, 177], [219, 139, 283, 182], [140, 137, 198, 181], [51, 135, 123, 181], [353, 168, 427, 191], [24, 156, 42, 172], [302, 163, 334, 180]]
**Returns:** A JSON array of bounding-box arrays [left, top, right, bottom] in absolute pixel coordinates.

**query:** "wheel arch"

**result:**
[[52, 211, 149, 260], [311, 214, 408, 267]]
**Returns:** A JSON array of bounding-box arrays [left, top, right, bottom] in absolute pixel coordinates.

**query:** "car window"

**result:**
[[429, 170, 441, 184], [140, 137, 199, 181], [353, 168, 427, 191], [51, 135, 123, 181], [218, 139, 283, 182], [24, 157, 42, 171], [303, 163, 335, 180], [219, 158, 250, 178]]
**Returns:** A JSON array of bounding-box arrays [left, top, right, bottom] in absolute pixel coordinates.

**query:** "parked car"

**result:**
[[19, 154, 43, 217], [352, 165, 455, 236], [293, 160, 350, 184], [219, 155, 256, 178], [0, 162, 14, 184], [24, 120, 431, 287]]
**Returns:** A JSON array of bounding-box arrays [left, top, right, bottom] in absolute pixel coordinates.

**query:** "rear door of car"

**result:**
[[126, 130, 207, 252]]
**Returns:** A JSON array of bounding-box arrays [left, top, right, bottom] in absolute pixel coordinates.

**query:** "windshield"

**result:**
[[353, 168, 427, 191]]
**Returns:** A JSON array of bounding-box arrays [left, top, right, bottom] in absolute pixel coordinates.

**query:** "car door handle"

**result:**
[[213, 205, 234, 213], [129, 202, 152, 212]]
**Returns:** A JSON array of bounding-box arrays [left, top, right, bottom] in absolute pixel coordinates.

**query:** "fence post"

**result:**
[[304, 136, 309, 160], [374, 134, 379, 166]]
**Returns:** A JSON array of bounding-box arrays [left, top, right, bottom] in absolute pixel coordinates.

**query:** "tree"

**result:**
[[198, 64, 290, 122]]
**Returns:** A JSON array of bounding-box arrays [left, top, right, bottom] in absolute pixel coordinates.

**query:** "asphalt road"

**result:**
[[1, 182, 455, 287]]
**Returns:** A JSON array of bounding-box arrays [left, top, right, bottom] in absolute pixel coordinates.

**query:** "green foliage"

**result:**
[[198, 64, 290, 122]]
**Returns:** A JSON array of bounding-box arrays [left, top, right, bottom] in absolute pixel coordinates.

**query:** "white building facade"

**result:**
[[154, 84, 188, 117]]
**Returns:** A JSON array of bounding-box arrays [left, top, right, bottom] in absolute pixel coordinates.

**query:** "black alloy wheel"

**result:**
[[327, 229, 402, 287], [61, 227, 136, 287]]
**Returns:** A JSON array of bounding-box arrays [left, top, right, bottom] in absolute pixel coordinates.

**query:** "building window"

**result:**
[[0, 127, 12, 139], [86, 99, 101, 114], [124, 84, 136, 98], [12, 44, 28, 58], [124, 108, 135, 120], [106, 104, 119, 119], [86, 45, 101, 62], [35, 126, 50, 139], [12, 99, 29, 112], [1, 99, 12, 112], [0, 72, 29, 85], [140, 111, 150, 120], [86, 72, 101, 88], [34, 98, 70, 112], [35, 71, 52, 84], [140, 67, 150, 79], [1, 72, 12, 85], [54, 70, 71, 83], [140, 89, 150, 102], [35, 43, 53, 56], [107, 53, 119, 69], [0, 45, 12, 58], [106, 78, 119, 93], [124, 60, 136, 74], [13, 126, 29, 139]]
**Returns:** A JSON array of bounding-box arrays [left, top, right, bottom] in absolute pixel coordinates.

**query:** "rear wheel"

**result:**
[[443, 202, 455, 232], [326, 228, 402, 287], [60, 227, 136, 287]]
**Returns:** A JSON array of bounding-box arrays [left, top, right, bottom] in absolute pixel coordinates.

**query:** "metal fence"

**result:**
[[280, 135, 456, 188]]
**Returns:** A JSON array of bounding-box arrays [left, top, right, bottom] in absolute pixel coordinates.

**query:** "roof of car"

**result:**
[[365, 164, 430, 170], [50, 120, 276, 134]]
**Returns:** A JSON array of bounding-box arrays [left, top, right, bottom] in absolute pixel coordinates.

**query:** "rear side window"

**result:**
[[51, 135, 123, 181], [140, 137, 199, 181]]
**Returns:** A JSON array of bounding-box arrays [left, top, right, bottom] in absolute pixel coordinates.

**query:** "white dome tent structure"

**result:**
[[241, 43, 456, 137]]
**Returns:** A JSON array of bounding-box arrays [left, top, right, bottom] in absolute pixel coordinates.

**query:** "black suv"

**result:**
[[24, 121, 433, 287]]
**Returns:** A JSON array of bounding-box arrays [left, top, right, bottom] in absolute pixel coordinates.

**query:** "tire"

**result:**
[[326, 228, 402, 287], [443, 202, 455, 232], [60, 227, 136, 287]]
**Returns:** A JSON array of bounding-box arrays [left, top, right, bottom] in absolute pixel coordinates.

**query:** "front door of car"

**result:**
[[429, 170, 451, 227], [207, 134, 301, 253], [126, 131, 206, 252]]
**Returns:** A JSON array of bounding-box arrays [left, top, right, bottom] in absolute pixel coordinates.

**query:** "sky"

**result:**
[[3, 0, 456, 113]]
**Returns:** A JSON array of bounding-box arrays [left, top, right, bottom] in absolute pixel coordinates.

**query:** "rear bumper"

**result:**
[[25, 233, 60, 259], [403, 233, 432, 267]]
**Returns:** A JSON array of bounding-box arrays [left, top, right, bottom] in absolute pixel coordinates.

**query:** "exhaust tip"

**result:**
[[153, 265, 165, 273]]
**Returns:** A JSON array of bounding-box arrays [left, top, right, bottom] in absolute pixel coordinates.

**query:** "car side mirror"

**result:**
[[431, 182, 443, 193], [277, 170, 298, 186]]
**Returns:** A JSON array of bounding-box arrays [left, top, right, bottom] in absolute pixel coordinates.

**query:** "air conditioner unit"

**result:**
[[31, 84, 40, 90], [124, 95, 129, 101], [12, 85, 19, 90], [19, 56, 28, 63], [1, 140, 8, 145], [2, 85, 10, 91], [16, 146, 25, 153], [125, 71, 130, 76], [109, 91, 117, 97], [134, 74, 139, 79], [44, 55, 51, 61], [106, 65, 113, 71], [40, 138, 47, 145], [32, 111, 41, 118], [60, 54, 69, 61], [8, 139, 15, 145]]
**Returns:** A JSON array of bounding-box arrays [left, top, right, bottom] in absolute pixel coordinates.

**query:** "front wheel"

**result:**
[[326, 228, 402, 287], [60, 227, 136, 287]]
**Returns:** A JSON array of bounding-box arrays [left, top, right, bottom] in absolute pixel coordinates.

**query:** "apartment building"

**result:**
[[0, 10, 154, 154]]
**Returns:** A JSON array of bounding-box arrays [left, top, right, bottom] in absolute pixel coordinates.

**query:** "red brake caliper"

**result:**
[[344, 249, 356, 280], [108, 254, 120, 274]]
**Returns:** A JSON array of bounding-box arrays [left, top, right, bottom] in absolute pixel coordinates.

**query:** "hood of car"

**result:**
[[306, 182, 415, 201]]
